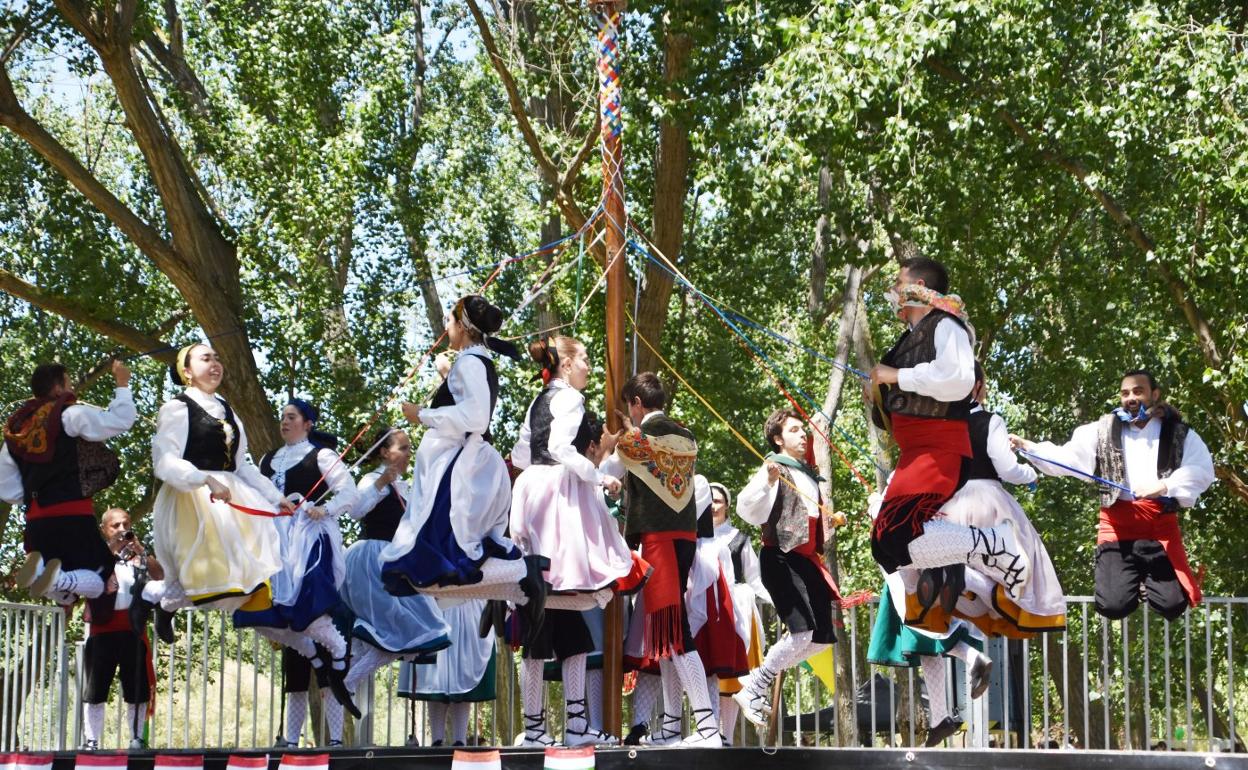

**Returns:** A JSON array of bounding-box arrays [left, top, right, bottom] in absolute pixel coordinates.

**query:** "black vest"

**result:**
[[963, 410, 1000, 482], [259, 445, 321, 499], [525, 384, 561, 465], [430, 353, 499, 442], [696, 505, 714, 539], [177, 394, 239, 472], [728, 530, 749, 583], [878, 310, 972, 421], [361, 481, 406, 541], [13, 412, 82, 507]]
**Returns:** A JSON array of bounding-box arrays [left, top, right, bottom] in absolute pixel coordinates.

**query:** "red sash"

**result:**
[[1100, 498, 1202, 606]]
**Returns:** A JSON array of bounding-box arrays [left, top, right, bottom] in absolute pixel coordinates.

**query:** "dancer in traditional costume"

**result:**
[[1013, 369, 1214, 619], [81, 508, 167, 750], [733, 409, 839, 727], [340, 427, 451, 699], [510, 337, 639, 746], [398, 601, 496, 747], [380, 295, 545, 623], [865, 258, 1031, 620], [602, 372, 720, 746], [233, 398, 361, 719], [709, 482, 770, 744], [684, 475, 749, 742], [3, 360, 135, 607], [151, 343, 289, 611]]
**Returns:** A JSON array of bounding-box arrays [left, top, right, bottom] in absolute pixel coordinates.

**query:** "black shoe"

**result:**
[[328, 739, 344, 748], [154, 606, 177, 644], [623, 721, 648, 746], [939, 565, 965, 615], [519, 555, 550, 647], [326, 659, 362, 719], [430, 739, 444, 747], [969, 656, 993, 699], [916, 568, 944, 612], [129, 573, 153, 633], [478, 600, 506, 639], [924, 716, 962, 747]]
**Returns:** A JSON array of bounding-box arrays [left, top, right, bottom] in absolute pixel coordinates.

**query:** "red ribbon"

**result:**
[[226, 501, 291, 518]]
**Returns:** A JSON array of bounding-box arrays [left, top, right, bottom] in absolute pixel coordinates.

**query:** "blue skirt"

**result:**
[[234, 532, 339, 632], [341, 538, 452, 656], [381, 450, 519, 596]]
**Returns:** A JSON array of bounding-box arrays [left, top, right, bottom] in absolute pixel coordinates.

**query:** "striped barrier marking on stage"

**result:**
[[225, 755, 269, 770], [0, 754, 54, 770], [543, 746, 595, 770], [73, 754, 129, 770], [277, 754, 328, 770], [450, 750, 501, 770], [154, 755, 205, 770]]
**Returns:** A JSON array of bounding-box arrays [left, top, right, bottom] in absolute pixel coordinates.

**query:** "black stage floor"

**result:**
[[45, 747, 1248, 770]]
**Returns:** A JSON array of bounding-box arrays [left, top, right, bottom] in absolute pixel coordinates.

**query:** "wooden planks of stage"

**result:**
[[41, 747, 1248, 770]]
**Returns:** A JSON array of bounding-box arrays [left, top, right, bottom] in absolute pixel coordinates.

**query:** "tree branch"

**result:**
[[0, 63, 178, 267], [0, 268, 176, 362], [924, 55, 1224, 370], [75, 311, 187, 389]]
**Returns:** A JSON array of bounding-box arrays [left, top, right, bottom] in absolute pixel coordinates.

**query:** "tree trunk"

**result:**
[[633, 21, 692, 374]]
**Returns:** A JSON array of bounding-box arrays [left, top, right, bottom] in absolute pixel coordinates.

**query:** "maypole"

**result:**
[[591, 0, 628, 738]]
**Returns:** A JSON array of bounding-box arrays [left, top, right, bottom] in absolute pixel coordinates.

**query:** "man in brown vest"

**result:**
[[733, 409, 839, 726], [1012, 370, 1214, 619]]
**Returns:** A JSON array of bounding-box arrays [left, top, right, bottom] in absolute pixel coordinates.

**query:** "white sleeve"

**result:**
[[895, 318, 975, 402], [353, 472, 388, 520], [549, 388, 601, 484], [510, 404, 533, 471], [230, 419, 283, 506], [152, 399, 208, 491], [1164, 430, 1216, 508], [1026, 422, 1099, 482], [740, 540, 772, 604], [599, 451, 624, 479], [987, 414, 1037, 485], [0, 444, 22, 504], [736, 465, 778, 527], [315, 448, 358, 518], [420, 355, 491, 436], [61, 387, 137, 441]]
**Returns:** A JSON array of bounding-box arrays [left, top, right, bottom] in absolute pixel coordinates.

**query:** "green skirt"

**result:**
[[867, 584, 979, 668]]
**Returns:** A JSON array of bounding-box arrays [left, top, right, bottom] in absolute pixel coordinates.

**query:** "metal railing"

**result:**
[[0, 602, 68, 752], [2, 596, 1245, 752]]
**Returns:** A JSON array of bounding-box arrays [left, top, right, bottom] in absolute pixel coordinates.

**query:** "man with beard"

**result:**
[[1012, 370, 1214, 619]]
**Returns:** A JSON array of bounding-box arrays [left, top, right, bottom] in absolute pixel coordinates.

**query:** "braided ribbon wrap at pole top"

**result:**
[[597, 7, 623, 143]]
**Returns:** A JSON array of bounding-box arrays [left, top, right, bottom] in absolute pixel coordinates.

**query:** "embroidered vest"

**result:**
[[621, 415, 698, 541], [1093, 412, 1188, 507], [878, 310, 972, 421], [762, 466, 813, 553]]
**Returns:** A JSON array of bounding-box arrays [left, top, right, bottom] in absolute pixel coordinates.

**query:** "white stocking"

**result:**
[[428, 701, 449, 744], [521, 657, 546, 722], [140, 580, 166, 604], [630, 672, 660, 729], [285, 691, 308, 744], [705, 675, 720, 722], [921, 656, 949, 727], [948, 640, 987, 668], [587, 668, 604, 730], [304, 615, 348, 661], [83, 702, 105, 743], [126, 702, 145, 740], [51, 569, 105, 599], [159, 577, 191, 611], [719, 695, 739, 743], [449, 702, 470, 745], [257, 628, 317, 660], [667, 652, 713, 713], [321, 690, 344, 742], [562, 653, 588, 733], [760, 630, 817, 676], [345, 640, 399, 693]]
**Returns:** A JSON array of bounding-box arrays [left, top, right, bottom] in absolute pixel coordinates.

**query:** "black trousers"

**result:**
[[83, 631, 149, 704], [524, 609, 595, 661], [1095, 540, 1189, 620]]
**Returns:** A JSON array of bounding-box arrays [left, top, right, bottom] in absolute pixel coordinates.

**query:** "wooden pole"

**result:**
[[592, 0, 628, 739]]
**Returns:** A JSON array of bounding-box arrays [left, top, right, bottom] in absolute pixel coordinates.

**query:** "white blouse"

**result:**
[[266, 439, 357, 518], [420, 345, 494, 438], [151, 387, 283, 506], [510, 378, 603, 485], [895, 316, 975, 403], [353, 471, 411, 520]]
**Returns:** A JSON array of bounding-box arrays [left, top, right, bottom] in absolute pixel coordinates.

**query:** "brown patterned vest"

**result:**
[[762, 466, 815, 553], [1093, 412, 1188, 507], [878, 309, 973, 421]]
